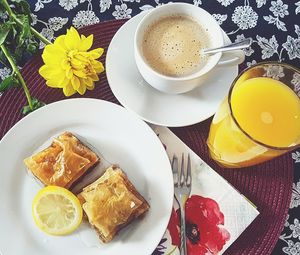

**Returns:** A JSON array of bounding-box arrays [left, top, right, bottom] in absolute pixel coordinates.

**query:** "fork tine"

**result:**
[[180, 153, 185, 186], [172, 155, 178, 186], [186, 154, 191, 187]]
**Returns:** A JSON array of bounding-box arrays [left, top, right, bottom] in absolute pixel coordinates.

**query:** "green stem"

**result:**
[[15, 17, 52, 45], [0, 58, 7, 67], [29, 25, 52, 45], [2, 0, 51, 45], [166, 246, 177, 255], [1, 0, 13, 16], [0, 44, 33, 110]]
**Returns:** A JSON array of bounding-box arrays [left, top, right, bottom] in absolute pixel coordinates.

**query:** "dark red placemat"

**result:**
[[0, 20, 293, 255]]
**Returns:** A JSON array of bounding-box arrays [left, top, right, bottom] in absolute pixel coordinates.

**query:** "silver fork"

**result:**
[[172, 154, 192, 255]]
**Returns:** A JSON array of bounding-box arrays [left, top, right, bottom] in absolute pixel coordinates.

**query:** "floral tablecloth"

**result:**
[[0, 0, 300, 254]]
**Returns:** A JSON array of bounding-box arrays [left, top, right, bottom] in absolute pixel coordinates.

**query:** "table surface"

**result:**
[[0, 0, 300, 254]]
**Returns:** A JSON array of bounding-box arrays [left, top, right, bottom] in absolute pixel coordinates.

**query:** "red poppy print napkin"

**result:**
[[152, 126, 259, 255]]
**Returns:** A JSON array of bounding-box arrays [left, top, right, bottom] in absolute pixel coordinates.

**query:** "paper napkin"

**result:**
[[152, 126, 259, 255]]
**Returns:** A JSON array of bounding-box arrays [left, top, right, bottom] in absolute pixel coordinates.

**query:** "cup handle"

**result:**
[[217, 50, 245, 67]]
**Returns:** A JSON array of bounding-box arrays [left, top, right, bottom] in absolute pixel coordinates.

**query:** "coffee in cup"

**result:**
[[134, 3, 245, 94], [141, 15, 212, 77]]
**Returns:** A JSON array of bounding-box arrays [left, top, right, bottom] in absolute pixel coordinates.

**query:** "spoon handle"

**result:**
[[203, 38, 252, 54]]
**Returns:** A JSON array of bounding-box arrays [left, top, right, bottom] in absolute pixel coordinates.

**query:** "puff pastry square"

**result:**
[[78, 166, 150, 243], [24, 132, 99, 189]]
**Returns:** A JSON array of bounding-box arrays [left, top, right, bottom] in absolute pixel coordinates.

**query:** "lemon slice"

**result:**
[[32, 186, 83, 235]]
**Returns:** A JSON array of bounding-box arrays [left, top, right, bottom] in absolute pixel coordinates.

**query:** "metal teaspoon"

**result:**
[[202, 38, 252, 55]]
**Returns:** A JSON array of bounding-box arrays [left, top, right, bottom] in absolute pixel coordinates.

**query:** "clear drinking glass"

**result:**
[[207, 62, 300, 168]]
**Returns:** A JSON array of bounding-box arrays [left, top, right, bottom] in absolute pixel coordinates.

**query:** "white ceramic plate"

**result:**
[[0, 99, 173, 255], [106, 11, 239, 127]]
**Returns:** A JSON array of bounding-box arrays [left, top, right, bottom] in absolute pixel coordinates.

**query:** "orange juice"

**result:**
[[232, 77, 300, 147], [207, 77, 300, 168]]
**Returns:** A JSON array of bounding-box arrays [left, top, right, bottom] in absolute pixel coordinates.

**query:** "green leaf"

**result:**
[[0, 75, 19, 92], [0, 23, 12, 45], [22, 98, 46, 115], [0, 10, 8, 20], [2, 20, 17, 39], [0, 4, 5, 13], [26, 40, 38, 54], [2, 45, 18, 64], [10, 22, 18, 39], [0, 50, 8, 66], [9, 0, 31, 18], [10, 0, 26, 3], [16, 14, 30, 46], [0, 2, 7, 14], [17, 0, 31, 16], [5, 20, 17, 26], [14, 44, 24, 62]]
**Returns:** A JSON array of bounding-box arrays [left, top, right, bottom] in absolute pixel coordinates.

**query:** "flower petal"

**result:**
[[187, 240, 210, 255], [53, 35, 67, 50], [86, 82, 95, 90], [46, 80, 60, 88], [65, 67, 73, 79], [56, 76, 69, 88], [43, 43, 66, 56], [71, 76, 80, 90], [79, 34, 93, 51], [92, 60, 104, 73], [70, 58, 84, 69], [39, 65, 51, 79], [84, 77, 93, 87], [64, 27, 81, 50], [73, 69, 87, 78], [75, 53, 90, 63], [167, 208, 180, 247], [63, 83, 76, 96], [88, 48, 104, 59], [40, 65, 67, 85], [77, 82, 86, 95], [186, 195, 225, 225], [61, 59, 70, 70], [89, 73, 99, 81]]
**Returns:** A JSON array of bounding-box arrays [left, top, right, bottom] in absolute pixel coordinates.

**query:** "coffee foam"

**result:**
[[142, 15, 212, 77]]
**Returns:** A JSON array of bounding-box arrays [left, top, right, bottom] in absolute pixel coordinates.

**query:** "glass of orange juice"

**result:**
[[207, 62, 300, 168]]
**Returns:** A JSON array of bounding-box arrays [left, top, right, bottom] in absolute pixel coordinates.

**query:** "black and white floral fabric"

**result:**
[[0, 0, 300, 253]]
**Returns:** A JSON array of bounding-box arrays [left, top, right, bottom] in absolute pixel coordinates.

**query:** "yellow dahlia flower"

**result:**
[[39, 27, 104, 96]]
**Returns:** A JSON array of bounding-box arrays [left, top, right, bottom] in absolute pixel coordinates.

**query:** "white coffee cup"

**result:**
[[134, 3, 245, 94]]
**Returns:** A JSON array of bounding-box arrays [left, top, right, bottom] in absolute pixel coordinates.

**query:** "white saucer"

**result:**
[[106, 11, 238, 127]]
